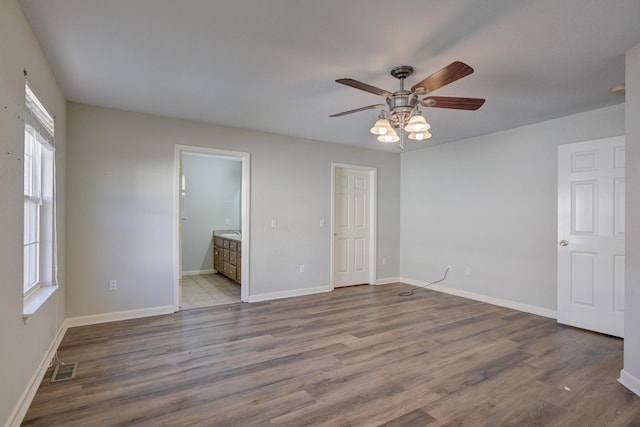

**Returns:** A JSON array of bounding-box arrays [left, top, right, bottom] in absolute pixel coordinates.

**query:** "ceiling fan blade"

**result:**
[[336, 78, 393, 98], [421, 96, 485, 110], [330, 104, 386, 117], [411, 61, 474, 94]]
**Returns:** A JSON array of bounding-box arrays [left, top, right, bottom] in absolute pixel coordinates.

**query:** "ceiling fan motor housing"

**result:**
[[386, 92, 417, 127], [386, 66, 420, 127]]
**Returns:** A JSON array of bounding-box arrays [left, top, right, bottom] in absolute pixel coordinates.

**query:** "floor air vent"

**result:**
[[50, 362, 78, 383]]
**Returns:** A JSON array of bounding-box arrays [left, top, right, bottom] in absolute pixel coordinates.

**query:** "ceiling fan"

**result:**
[[330, 61, 485, 149]]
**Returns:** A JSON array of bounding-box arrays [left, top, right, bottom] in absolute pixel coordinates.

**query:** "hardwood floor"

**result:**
[[23, 283, 640, 426], [181, 273, 240, 309]]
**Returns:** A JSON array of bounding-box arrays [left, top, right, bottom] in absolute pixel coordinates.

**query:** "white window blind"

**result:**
[[23, 83, 56, 296], [25, 84, 54, 138]]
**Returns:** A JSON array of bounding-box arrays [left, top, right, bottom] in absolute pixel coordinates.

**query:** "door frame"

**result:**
[[330, 163, 377, 289], [173, 144, 251, 309]]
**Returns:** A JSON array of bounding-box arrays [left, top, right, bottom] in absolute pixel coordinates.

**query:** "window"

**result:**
[[23, 83, 56, 301]]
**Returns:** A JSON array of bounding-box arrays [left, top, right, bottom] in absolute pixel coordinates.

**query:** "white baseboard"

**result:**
[[7, 323, 67, 427], [248, 285, 332, 303], [181, 269, 216, 276], [64, 305, 176, 328], [400, 277, 557, 319], [376, 277, 401, 285], [619, 369, 640, 397]]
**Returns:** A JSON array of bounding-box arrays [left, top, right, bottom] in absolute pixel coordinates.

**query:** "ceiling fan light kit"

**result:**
[[404, 114, 431, 132], [377, 132, 400, 143], [331, 61, 485, 150], [408, 130, 432, 141], [369, 118, 394, 135]]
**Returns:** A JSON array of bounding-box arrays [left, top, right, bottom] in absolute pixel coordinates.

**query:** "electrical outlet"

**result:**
[[319, 218, 325, 227], [447, 265, 452, 271], [109, 280, 117, 291], [465, 267, 471, 276], [382, 257, 387, 265], [271, 219, 277, 228], [299, 264, 305, 273]]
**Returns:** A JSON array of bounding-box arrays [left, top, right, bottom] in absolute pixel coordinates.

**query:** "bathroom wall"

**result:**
[[181, 153, 241, 273]]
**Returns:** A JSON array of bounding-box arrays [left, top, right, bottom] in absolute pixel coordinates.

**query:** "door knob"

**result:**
[[559, 240, 569, 246]]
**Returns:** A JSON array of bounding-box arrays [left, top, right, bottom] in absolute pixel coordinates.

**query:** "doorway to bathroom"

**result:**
[[175, 145, 250, 310]]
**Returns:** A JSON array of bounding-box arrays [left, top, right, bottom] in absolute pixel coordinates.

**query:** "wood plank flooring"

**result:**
[[22, 283, 640, 426], [181, 273, 240, 309]]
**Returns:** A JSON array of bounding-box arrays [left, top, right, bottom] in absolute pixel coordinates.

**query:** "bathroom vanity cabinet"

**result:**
[[213, 234, 241, 284]]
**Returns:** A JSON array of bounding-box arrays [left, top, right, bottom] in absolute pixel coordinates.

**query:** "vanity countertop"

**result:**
[[213, 230, 241, 242]]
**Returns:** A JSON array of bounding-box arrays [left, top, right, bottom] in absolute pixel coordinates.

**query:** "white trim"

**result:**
[[22, 285, 58, 319], [64, 306, 175, 328], [619, 369, 640, 397], [174, 146, 181, 312], [369, 169, 377, 285], [330, 163, 378, 288], [239, 152, 251, 302], [330, 165, 336, 288], [174, 145, 251, 309], [400, 278, 557, 319], [181, 269, 216, 276], [376, 277, 401, 285], [247, 285, 332, 303], [7, 322, 67, 427]]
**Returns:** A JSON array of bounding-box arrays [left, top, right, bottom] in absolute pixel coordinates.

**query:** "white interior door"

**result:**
[[557, 136, 625, 337], [333, 167, 373, 287]]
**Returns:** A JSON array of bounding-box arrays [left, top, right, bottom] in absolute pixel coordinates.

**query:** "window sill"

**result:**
[[23, 285, 58, 320]]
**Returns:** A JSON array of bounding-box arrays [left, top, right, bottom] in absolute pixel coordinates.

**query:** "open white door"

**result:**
[[557, 136, 625, 337], [332, 165, 376, 288]]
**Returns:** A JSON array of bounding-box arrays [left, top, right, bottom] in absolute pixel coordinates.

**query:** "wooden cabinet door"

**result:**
[[213, 236, 241, 284], [236, 243, 241, 282], [213, 247, 222, 271]]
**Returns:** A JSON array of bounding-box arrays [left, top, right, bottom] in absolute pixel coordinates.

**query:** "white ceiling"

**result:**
[[19, 0, 640, 152]]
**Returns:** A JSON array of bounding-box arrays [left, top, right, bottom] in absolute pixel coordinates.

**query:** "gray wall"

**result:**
[[0, 0, 67, 423], [624, 42, 640, 390], [66, 103, 401, 317], [4, 2, 638, 421], [181, 154, 241, 273], [400, 104, 625, 311]]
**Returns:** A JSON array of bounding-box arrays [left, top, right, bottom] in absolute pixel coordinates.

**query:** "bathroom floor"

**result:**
[[180, 273, 240, 309]]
